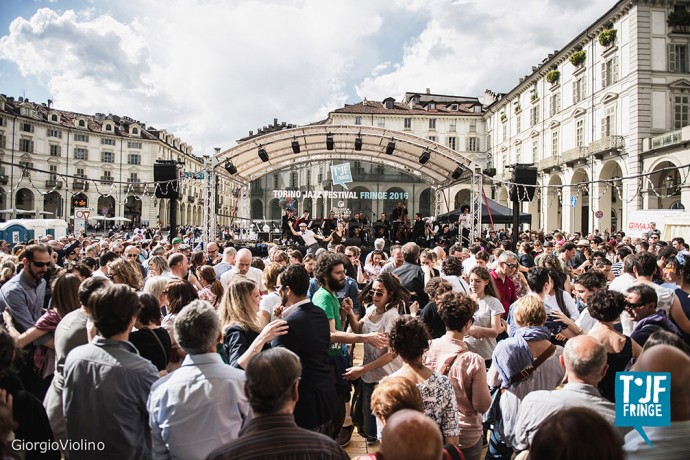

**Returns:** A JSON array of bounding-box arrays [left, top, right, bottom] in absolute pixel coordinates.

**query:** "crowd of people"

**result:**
[[0, 220, 688, 460]]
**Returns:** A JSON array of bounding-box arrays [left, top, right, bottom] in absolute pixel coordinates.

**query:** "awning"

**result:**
[[438, 197, 531, 224]]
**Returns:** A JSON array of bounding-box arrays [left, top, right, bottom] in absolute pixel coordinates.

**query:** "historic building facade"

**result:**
[[485, 0, 689, 234], [0, 95, 236, 228]]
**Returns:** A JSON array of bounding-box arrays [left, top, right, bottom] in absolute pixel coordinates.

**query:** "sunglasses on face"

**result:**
[[504, 263, 518, 269], [371, 290, 385, 297], [626, 301, 645, 309], [126, 254, 139, 258], [29, 260, 49, 268]]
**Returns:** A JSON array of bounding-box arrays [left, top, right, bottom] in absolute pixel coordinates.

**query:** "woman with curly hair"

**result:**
[[441, 256, 470, 294], [196, 265, 224, 309], [108, 258, 143, 290], [219, 277, 287, 369], [419, 277, 454, 339], [342, 273, 408, 444], [424, 291, 491, 460], [389, 316, 460, 447]]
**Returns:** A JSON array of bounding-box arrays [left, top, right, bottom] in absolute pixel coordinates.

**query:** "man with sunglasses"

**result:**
[[626, 284, 680, 347], [490, 251, 519, 317]]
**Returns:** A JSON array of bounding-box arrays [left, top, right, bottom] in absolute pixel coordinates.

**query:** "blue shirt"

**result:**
[[63, 336, 159, 460], [0, 270, 46, 332], [148, 353, 253, 460]]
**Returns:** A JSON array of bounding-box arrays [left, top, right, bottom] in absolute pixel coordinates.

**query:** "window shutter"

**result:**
[[669, 44, 677, 72]]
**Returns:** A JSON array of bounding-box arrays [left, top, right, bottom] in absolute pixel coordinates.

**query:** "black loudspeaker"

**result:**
[[510, 166, 538, 202], [154, 163, 179, 199]]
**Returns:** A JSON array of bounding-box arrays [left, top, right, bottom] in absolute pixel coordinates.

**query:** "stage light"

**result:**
[[258, 147, 269, 162], [326, 134, 334, 150], [354, 135, 363, 151], [451, 166, 462, 179], [291, 139, 300, 154], [385, 140, 396, 155], [419, 149, 431, 164], [224, 161, 237, 175]]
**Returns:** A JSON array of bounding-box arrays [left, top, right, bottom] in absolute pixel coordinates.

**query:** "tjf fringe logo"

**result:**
[[615, 372, 671, 447]]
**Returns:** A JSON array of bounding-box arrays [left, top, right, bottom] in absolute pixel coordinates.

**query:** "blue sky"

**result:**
[[0, 0, 615, 154]]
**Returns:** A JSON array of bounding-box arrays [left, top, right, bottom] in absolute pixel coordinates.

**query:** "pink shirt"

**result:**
[[424, 335, 492, 448]]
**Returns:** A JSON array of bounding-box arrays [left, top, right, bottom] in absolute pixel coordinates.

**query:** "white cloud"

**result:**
[[0, 0, 616, 155], [356, 0, 614, 99]]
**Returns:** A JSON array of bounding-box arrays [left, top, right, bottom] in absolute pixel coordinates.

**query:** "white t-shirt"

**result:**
[[220, 266, 266, 291], [464, 294, 504, 360], [361, 306, 403, 384], [442, 275, 470, 294], [259, 291, 281, 322], [543, 291, 579, 320], [301, 229, 318, 246]]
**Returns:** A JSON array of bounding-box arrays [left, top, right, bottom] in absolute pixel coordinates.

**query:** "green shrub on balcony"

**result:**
[[500, 112, 507, 122], [484, 167, 497, 177], [546, 69, 560, 85], [668, 9, 690, 26], [569, 50, 586, 67], [598, 28, 617, 47]]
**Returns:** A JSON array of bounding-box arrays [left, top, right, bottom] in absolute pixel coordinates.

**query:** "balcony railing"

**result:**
[[589, 135, 624, 158], [670, 24, 690, 34], [45, 179, 63, 189], [100, 177, 114, 185], [651, 130, 682, 149], [72, 180, 89, 191], [538, 155, 561, 171], [561, 146, 589, 165], [129, 184, 144, 193]]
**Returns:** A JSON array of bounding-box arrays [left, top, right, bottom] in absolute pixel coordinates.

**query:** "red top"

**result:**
[[490, 269, 517, 317]]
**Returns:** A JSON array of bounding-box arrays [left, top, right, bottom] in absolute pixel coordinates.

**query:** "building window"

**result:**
[[128, 173, 139, 184], [449, 119, 456, 132], [576, 119, 585, 147], [132, 128, 139, 135], [549, 93, 561, 117], [450, 103, 459, 111], [428, 102, 436, 110], [573, 77, 587, 103], [530, 105, 539, 126], [49, 164, 58, 180], [47, 128, 62, 138], [516, 113, 521, 133], [429, 118, 436, 130], [128, 141, 142, 149], [532, 139, 539, 163], [552, 130, 559, 156], [19, 138, 33, 153], [76, 168, 86, 179], [290, 172, 297, 188], [0, 133, 6, 149], [74, 147, 87, 160], [273, 174, 279, 189], [20, 122, 33, 133], [515, 145, 522, 164], [674, 95, 689, 129], [128, 154, 140, 165], [602, 56, 619, 87], [404, 118, 412, 130], [74, 133, 89, 142], [102, 170, 113, 184], [49, 144, 61, 157], [104, 124, 112, 131], [502, 122, 507, 141], [428, 135, 436, 142], [101, 138, 116, 146], [354, 116, 362, 125], [447, 137, 457, 150], [102, 151, 113, 163], [602, 106, 616, 137], [468, 137, 479, 152], [668, 44, 689, 73], [50, 114, 59, 122], [377, 118, 385, 128]]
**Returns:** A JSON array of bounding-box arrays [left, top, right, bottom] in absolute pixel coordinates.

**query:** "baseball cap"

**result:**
[[299, 222, 307, 227], [172, 237, 183, 244], [577, 239, 590, 247]]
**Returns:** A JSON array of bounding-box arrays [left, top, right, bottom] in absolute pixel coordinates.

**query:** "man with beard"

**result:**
[[311, 253, 387, 439], [0, 244, 52, 398], [271, 264, 337, 433]]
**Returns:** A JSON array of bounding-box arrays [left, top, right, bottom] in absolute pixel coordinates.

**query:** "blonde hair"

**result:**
[[109, 258, 143, 290], [513, 295, 547, 327], [219, 276, 261, 333], [143, 276, 169, 302]]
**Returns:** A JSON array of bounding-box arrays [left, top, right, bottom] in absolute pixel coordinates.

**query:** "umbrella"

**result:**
[[108, 217, 132, 222]]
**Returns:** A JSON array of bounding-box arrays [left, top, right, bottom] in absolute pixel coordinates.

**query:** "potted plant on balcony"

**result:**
[[546, 69, 560, 85], [668, 8, 690, 33], [514, 103, 522, 114], [500, 111, 507, 123], [598, 28, 617, 47], [570, 49, 587, 67], [530, 90, 538, 102]]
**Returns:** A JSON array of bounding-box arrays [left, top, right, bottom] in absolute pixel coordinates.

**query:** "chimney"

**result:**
[[426, 88, 430, 94], [274, 118, 278, 126], [47, 99, 53, 109], [249, 130, 253, 136]]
